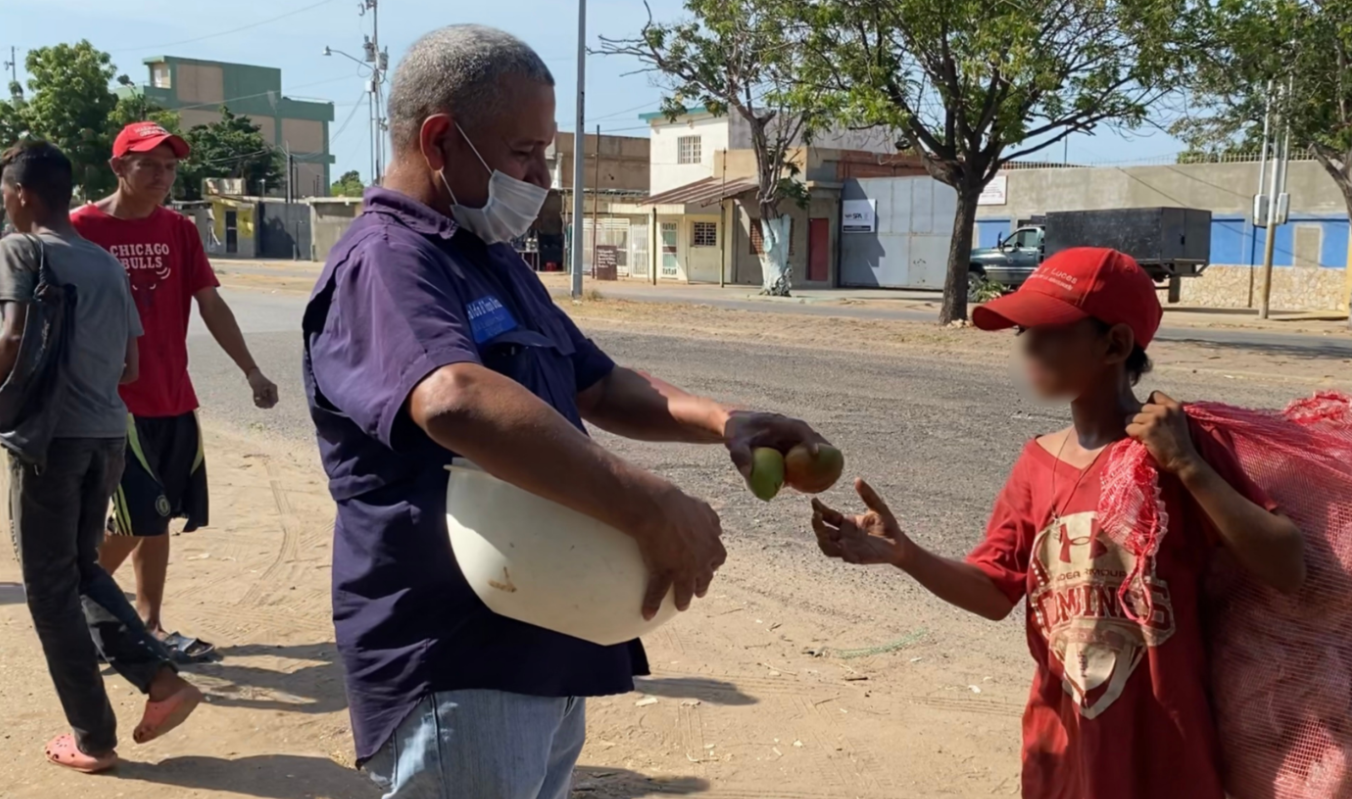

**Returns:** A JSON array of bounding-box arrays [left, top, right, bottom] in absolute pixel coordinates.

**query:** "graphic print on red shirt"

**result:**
[[71, 204, 219, 418], [965, 422, 1276, 799], [1028, 506, 1177, 719]]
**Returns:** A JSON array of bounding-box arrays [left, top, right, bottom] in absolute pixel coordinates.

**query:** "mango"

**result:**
[[748, 447, 786, 501], [784, 444, 845, 494]]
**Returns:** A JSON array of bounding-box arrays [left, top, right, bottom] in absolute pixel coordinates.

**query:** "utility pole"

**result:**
[[1258, 79, 1292, 320], [591, 124, 600, 274], [720, 148, 727, 287], [570, 0, 587, 299], [358, 0, 387, 184], [1250, 81, 1274, 309], [3, 47, 18, 96], [285, 141, 294, 205]]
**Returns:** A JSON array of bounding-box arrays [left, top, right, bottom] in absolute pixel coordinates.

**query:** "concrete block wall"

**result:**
[[975, 162, 1351, 311]]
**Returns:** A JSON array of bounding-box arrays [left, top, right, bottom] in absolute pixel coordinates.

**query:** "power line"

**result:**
[[591, 100, 660, 123], [111, 0, 340, 54], [330, 90, 370, 142]]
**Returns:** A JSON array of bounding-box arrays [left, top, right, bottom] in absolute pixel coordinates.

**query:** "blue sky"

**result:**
[[6, 0, 1186, 183]]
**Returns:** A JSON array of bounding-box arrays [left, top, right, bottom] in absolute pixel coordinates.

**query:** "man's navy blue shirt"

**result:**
[[302, 187, 648, 764]]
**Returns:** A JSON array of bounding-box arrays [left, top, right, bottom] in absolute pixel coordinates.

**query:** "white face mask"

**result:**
[[439, 123, 548, 245]]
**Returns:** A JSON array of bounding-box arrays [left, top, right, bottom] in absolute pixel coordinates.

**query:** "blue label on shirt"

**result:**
[[466, 295, 519, 344]]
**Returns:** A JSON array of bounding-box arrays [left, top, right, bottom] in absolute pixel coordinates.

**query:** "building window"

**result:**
[[150, 62, 171, 89], [691, 221, 718, 248], [677, 136, 702, 165], [749, 217, 795, 255]]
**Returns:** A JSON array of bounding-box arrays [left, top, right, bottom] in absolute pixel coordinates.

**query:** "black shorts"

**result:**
[[109, 412, 209, 538]]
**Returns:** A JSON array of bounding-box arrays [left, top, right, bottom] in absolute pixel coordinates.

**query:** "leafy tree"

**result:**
[[600, 0, 818, 296], [106, 94, 180, 136], [0, 41, 121, 200], [788, 0, 1191, 323], [330, 169, 365, 197], [177, 107, 284, 200], [1178, 0, 1352, 321]]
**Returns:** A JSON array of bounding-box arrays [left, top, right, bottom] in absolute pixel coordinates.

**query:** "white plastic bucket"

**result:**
[[445, 462, 678, 646]]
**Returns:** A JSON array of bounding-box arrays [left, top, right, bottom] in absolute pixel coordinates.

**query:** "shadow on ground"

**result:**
[[633, 676, 757, 706], [188, 643, 348, 715], [572, 766, 710, 797], [113, 757, 708, 798], [1162, 335, 1352, 360], [115, 753, 372, 798]]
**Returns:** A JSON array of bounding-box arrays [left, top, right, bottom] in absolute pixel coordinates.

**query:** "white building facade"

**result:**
[[642, 106, 899, 195]]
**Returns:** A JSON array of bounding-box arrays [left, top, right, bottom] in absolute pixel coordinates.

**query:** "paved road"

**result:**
[[188, 287, 1350, 442], [544, 284, 1352, 357], [187, 287, 1332, 666], [213, 261, 1352, 357]]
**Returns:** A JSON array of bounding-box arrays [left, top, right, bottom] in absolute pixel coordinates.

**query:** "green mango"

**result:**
[[749, 447, 786, 502]]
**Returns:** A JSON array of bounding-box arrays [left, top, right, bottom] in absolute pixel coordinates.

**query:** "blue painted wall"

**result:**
[[973, 213, 1348, 268], [975, 220, 1009, 249]]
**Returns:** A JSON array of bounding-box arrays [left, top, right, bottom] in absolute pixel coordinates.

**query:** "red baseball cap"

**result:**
[[972, 247, 1163, 348], [113, 122, 190, 158]]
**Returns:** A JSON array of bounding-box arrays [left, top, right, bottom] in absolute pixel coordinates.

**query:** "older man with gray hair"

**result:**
[[302, 24, 829, 799]]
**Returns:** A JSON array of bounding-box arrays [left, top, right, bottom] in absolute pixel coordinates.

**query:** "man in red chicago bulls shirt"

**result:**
[[72, 122, 279, 663], [810, 248, 1306, 798]]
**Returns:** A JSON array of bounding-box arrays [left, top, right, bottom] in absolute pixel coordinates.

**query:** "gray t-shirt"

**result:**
[[0, 231, 143, 438]]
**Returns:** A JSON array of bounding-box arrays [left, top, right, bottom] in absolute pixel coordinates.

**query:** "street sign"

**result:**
[[978, 175, 1008, 206], [842, 199, 877, 233], [594, 245, 619, 281]]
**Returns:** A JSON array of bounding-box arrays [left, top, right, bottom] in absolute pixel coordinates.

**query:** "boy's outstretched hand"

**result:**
[[811, 480, 913, 566], [1127, 391, 1202, 476]]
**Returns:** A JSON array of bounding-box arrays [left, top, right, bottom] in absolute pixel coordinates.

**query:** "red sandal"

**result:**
[[44, 733, 117, 773]]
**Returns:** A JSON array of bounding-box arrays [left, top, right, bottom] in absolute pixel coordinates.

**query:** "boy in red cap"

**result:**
[[72, 122, 279, 663], [810, 247, 1306, 798]]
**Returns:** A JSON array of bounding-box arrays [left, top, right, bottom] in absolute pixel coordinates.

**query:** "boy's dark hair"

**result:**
[[1094, 319, 1152, 385], [0, 140, 74, 214]]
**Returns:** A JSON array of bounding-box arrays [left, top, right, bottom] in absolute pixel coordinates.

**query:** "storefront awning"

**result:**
[[641, 176, 759, 207]]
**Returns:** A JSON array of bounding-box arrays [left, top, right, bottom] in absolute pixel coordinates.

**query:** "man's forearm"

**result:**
[[580, 367, 729, 444], [897, 546, 1016, 621], [1178, 459, 1305, 593], [412, 364, 668, 537]]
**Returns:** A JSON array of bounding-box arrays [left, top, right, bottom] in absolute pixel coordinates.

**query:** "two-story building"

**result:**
[[125, 56, 336, 197], [632, 106, 916, 287]]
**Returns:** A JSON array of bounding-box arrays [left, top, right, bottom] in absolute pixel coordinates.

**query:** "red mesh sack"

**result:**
[[1097, 391, 1352, 799]]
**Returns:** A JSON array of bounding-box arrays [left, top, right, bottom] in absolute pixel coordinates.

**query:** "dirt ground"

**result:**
[[0, 420, 1027, 799], [0, 293, 1345, 799]]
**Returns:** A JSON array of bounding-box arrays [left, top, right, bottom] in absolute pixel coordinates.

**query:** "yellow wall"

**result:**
[[210, 199, 254, 240]]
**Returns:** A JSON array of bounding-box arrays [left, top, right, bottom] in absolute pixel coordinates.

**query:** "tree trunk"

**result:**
[[759, 205, 792, 297], [940, 190, 980, 325]]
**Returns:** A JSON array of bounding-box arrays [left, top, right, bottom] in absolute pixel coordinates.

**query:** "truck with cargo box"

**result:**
[[969, 207, 1211, 300]]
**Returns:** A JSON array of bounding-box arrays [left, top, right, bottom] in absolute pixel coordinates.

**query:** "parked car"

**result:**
[[969, 208, 1212, 300], [969, 225, 1043, 299]]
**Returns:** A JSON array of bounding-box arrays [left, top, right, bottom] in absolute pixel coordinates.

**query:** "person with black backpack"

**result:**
[[0, 140, 202, 774]]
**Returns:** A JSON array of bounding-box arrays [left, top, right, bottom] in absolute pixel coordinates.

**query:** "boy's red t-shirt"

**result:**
[[71, 204, 219, 418], [966, 422, 1275, 799]]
